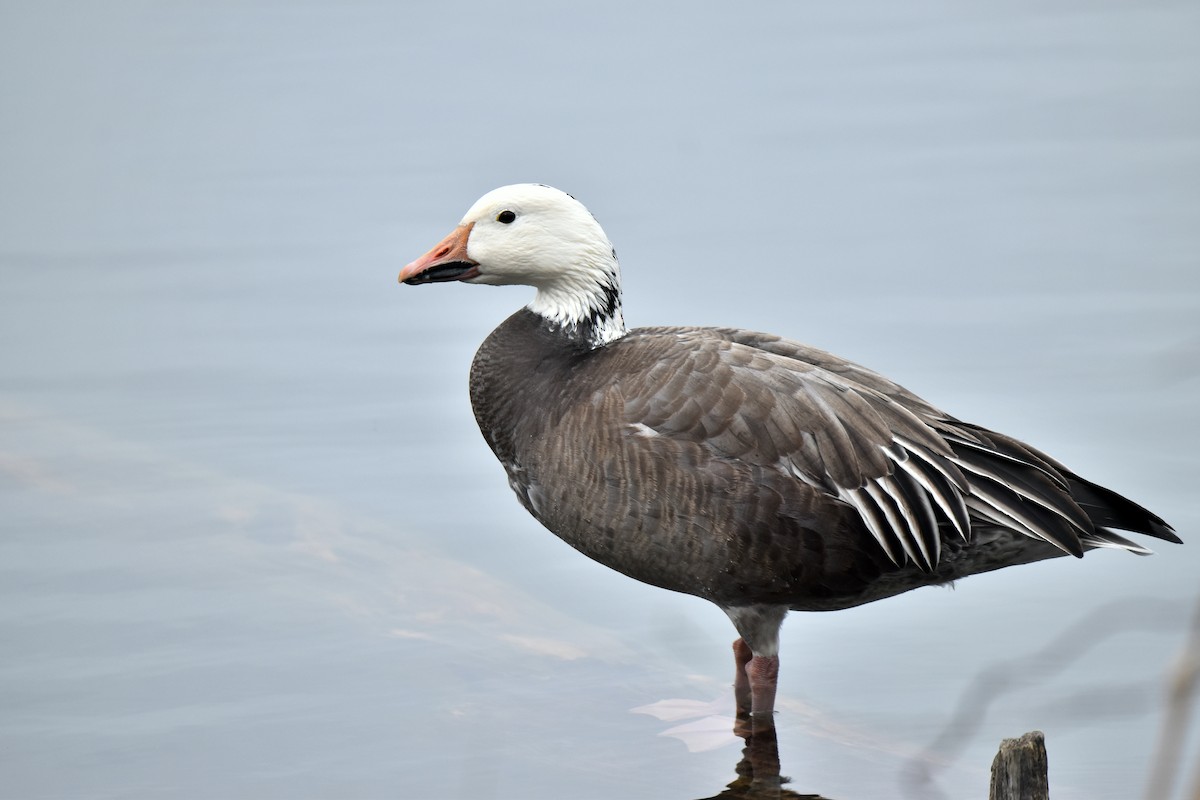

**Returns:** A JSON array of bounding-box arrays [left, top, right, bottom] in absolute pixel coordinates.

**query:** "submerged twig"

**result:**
[[1144, 593, 1200, 800]]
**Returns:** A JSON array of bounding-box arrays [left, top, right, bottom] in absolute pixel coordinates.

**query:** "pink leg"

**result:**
[[725, 606, 786, 729], [746, 654, 779, 718], [733, 638, 779, 720], [732, 638, 753, 716]]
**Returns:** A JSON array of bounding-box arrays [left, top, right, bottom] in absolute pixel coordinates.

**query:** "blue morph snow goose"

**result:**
[[400, 183, 1179, 720]]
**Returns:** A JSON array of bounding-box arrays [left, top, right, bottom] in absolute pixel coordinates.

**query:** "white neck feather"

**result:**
[[525, 250, 626, 348]]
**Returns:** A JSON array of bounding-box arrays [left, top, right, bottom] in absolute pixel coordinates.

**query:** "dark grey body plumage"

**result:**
[[469, 309, 1177, 619]]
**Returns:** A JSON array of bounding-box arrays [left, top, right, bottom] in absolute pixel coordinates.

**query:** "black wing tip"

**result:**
[[1150, 519, 1183, 545], [1051, 529, 1085, 558]]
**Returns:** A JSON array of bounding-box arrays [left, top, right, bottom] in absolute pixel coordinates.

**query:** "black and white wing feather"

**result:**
[[613, 327, 1177, 572]]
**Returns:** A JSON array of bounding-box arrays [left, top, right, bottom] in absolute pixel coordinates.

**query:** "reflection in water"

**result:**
[[697, 719, 831, 800], [634, 695, 834, 799]]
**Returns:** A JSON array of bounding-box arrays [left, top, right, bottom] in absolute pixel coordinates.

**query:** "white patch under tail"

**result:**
[[722, 605, 789, 656]]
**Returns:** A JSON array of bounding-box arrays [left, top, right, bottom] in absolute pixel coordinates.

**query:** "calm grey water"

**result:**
[[2, 2, 1198, 799]]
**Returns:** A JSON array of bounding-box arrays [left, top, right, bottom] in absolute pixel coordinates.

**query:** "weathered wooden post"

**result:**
[[989, 730, 1049, 800]]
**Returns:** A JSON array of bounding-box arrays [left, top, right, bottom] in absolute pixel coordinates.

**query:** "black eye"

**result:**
[[496, 210, 516, 224]]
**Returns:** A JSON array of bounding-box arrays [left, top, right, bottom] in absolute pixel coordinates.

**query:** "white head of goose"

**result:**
[[400, 183, 1180, 722]]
